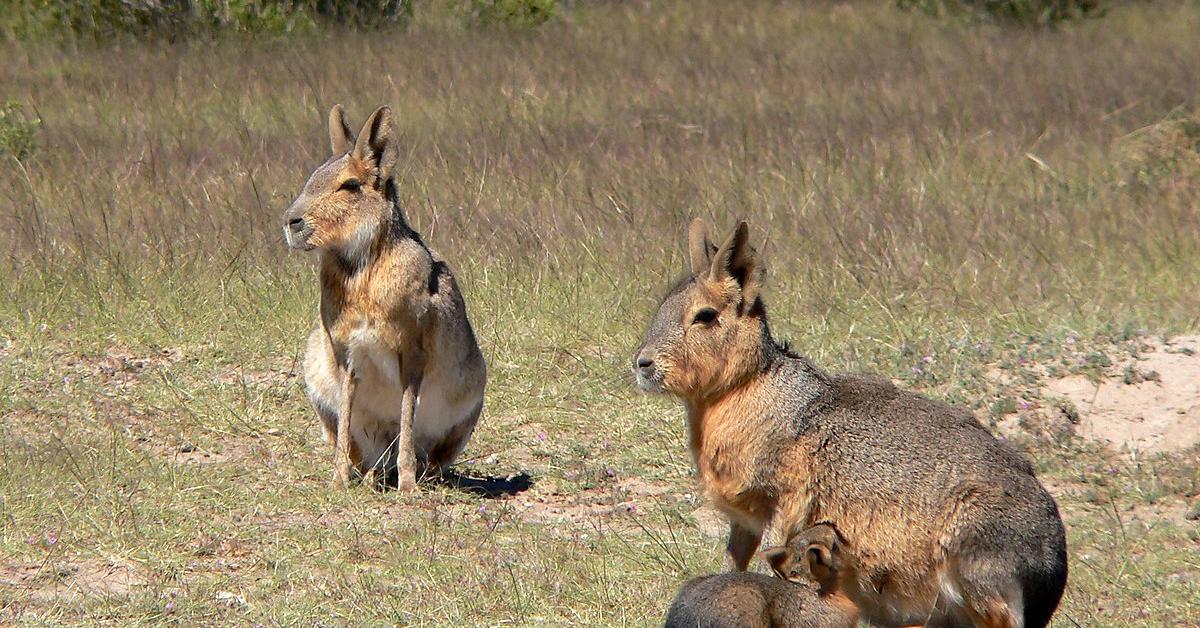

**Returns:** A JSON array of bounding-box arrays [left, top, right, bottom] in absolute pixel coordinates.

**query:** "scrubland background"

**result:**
[[1, 0, 1199, 624]]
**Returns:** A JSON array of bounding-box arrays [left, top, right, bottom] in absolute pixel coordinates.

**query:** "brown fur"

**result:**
[[285, 105, 487, 491], [635, 220, 1067, 627]]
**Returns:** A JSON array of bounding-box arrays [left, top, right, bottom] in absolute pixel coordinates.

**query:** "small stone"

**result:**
[[214, 591, 247, 608], [1185, 501, 1200, 521]]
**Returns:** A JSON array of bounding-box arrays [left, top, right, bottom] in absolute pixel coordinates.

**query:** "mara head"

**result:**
[[632, 219, 768, 401], [760, 525, 843, 590], [283, 105, 400, 261]]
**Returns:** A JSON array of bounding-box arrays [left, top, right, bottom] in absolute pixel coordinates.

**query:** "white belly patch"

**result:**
[[348, 325, 400, 386]]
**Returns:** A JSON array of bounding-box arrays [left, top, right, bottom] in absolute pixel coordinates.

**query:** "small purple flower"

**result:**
[[1019, 401, 1031, 411], [605, 467, 616, 478], [626, 503, 637, 513], [165, 601, 175, 613], [922, 355, 933, 364], [536, 431, 546, 442], [45, 533, 58, 546], [478, 504, 487, 514]]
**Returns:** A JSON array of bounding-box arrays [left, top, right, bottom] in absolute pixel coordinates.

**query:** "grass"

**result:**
[[1, 0, 1199, 624]]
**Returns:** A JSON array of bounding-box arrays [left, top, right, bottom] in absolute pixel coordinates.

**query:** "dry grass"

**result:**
[[1, 0, 1199, 624]]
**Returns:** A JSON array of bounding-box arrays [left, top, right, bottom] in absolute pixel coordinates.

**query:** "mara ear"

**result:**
[[709, 221, 764, 313], [758, 546, 794, 580], [687, 218, 716, 277], [328, 104, 355, 155], [805, 542, 835, 580], [352, 106, 399, 186]]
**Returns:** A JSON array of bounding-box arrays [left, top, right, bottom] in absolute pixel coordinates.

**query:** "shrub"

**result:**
[[304, 0, 412, 28], [0, 101, 40, 161], [464, 0, 556, 28], [896, 0, 1105, 26], [0, 0, 413, 40]]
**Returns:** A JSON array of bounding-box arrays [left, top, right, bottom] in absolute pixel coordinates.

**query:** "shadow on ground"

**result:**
[[435, 469, 535, 498]]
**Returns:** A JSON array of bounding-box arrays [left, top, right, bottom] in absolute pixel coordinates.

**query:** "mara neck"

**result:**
[[683, 332, 830, 422], [322, 201, 424, 277]]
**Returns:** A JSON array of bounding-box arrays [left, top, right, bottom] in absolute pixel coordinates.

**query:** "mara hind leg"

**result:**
[[958, 599, 1021, 628], [421, 401, 483, 479], [950, 517, 1066, 628], [948, 556, 1026, 628], [315, 402, 338, 448]]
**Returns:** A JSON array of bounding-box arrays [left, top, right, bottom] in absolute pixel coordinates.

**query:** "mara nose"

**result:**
[[287, 217, 305, 232], [635, 356, 654, 370]]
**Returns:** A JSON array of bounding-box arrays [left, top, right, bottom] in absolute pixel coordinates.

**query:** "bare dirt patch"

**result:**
[[0, 559, 146, 603], [1044, 336, 1200, 453], [515, 476, 680, 527], [171, 444, 240, 465], [66, 346, 185, 387], [213, 355, 300, 388]]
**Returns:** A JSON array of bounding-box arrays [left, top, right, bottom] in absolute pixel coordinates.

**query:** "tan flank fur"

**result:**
[[284, 105, 486, 491], [664, 524, 858, 628], [634, 220, 1068, 627]]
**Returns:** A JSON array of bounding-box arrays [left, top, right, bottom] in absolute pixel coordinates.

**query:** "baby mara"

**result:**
[[666, 523, 858, 628]]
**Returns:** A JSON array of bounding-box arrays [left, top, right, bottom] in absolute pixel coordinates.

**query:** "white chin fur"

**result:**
[[285, 228, 315, 251], [634, 370, 665, 393], [338, 217, 379, 264]]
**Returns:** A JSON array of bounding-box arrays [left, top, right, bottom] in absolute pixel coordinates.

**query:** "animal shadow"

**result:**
[[433, 468, 535, 499]]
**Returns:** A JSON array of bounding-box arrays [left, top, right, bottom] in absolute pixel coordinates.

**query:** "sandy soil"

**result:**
[[1045, 336, 1200, 454]]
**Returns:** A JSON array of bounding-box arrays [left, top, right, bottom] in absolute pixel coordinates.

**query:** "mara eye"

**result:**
[[692, 308, 719, 325], [338, 178, 361, 192]]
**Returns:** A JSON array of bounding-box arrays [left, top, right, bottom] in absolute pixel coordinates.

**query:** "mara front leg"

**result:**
[[395, 352, 426, 493], [725, 521, 764, 572], [333, 368, 358, 488]]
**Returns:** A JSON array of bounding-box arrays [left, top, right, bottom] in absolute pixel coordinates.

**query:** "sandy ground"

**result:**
[[1045, 335, 1200, 454]]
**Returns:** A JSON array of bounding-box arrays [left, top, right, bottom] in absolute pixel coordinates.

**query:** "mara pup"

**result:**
[[665, 524, 858, 628], [634, 220, 1067, 627], [284, 105, 486, 490]]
